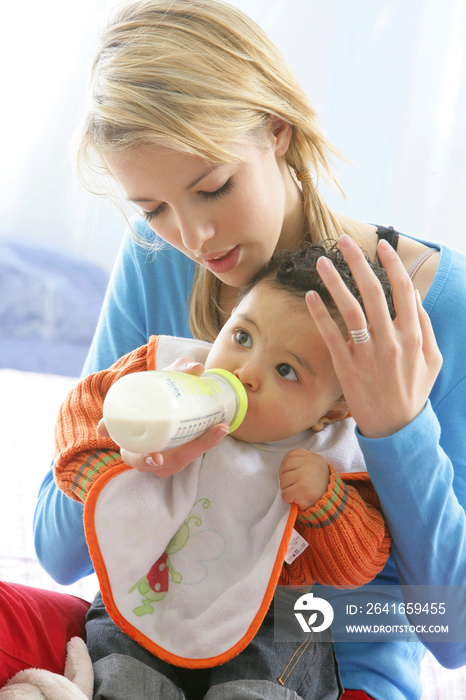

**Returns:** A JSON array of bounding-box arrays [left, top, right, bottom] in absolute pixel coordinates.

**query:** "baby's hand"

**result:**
[[98, 357, 229, 477], [279, 449, 330, 511]]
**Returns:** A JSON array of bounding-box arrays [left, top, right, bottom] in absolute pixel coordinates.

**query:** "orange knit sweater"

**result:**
[[55, 336, 390, 590]]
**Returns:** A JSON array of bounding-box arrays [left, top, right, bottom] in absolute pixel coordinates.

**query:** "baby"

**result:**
[[54, 241, 393, 700]]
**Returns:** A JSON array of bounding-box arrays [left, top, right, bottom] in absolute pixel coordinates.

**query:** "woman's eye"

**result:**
[[276, 363, 298, 381], [234, 330, 252, 347], [201, 178, 234, 201], [142, 178, 233, 222], [143, 204, 166, 222]]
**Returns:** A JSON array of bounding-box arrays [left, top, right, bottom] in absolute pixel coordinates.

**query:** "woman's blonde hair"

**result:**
[[78, 0, 347, 341]]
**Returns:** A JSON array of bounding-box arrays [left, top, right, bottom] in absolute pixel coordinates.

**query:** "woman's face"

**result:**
[[106, 123, 304, 288]]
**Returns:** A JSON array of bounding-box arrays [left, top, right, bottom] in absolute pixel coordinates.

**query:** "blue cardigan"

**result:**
[[34, 218, 466, 699]]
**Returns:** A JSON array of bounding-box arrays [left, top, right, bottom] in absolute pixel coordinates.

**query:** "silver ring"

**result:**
[[349, 326, 371, 344]]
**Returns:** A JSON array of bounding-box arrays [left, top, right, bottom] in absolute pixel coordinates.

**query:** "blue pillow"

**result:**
[[0, 240, 109, 376]]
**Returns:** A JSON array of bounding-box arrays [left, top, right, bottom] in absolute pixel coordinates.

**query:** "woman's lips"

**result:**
[[202, 246, 240, 274]]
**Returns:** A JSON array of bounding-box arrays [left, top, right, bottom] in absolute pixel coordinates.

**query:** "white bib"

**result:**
[[84, 437, 296, 668]]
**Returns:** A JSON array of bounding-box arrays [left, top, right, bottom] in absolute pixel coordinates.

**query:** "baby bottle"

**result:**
[[102, 369, 248, 454]]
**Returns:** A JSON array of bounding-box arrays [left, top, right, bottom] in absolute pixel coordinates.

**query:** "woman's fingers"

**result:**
[[415, 289, 443, 373], [375, 238, 418, 329], [107, 356, 227, 476], [97, 418, 110, 437], [144, 422, 230, 476], [119, 423, 229, 476], [315, 253, 369, 334], [314, 235, 421, 345], [166, 357, 205, 376], [306, 289, 349, 360], [306, 234, 443, 439], [334, 236, 398, 341]]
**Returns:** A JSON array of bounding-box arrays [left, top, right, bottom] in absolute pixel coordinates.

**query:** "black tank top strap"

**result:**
[[375, 226, 400, 267], [376, 225, 399, 250]]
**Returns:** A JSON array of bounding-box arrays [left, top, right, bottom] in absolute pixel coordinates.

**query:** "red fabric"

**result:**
[[0, 582, 90, 687], [341, 691, 375, 700]]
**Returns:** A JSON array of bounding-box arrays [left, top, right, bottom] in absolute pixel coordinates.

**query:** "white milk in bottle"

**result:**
[[102, 369, 247, 453]]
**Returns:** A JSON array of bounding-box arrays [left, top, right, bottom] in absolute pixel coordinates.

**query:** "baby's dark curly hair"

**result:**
[[239, 240, 395, 331]]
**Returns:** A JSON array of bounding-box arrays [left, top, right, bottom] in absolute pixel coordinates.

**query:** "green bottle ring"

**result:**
[[204, 369, 248, 433]]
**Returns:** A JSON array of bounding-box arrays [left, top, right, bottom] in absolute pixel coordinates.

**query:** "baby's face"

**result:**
[[205, 282, 345, 443]]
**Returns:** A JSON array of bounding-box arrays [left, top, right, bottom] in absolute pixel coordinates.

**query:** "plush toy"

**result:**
[[0, 637, 93, 699]]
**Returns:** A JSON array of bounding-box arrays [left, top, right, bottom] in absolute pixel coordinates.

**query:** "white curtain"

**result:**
[[1, 0, 465, 271]]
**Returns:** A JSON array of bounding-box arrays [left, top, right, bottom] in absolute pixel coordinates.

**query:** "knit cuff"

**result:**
[[297, 465, 348, 528], [55, 449, 123, 503]]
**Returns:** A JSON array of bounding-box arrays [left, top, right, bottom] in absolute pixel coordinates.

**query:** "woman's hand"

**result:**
[[279, 449, 330, 510], [306, 234, 443, 439], [97, 357, 229, 476]]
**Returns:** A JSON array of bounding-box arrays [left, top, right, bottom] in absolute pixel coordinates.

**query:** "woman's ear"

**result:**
[[311, 398, 350, 433], [268, 117, 293, 157]]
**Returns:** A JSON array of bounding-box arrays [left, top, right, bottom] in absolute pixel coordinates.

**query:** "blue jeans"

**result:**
[[86, 592, 343, 700]]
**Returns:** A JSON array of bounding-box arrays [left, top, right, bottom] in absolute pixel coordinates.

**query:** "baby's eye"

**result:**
[[234, 330, 252, 348], [276, 363, 298, 381]]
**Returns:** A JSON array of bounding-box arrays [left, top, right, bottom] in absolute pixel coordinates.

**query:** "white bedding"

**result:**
[[1, 367, 463, 698], [0, 369, 97, 601]]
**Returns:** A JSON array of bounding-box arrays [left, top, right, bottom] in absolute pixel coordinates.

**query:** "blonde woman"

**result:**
[[31, 1, 465, 699]]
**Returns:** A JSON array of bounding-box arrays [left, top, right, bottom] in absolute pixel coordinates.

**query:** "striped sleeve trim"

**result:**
[[72, 450, 122, 501], [297, 471, 349, 529]]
